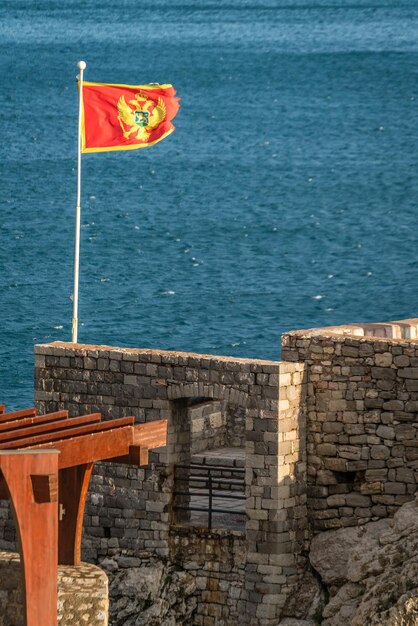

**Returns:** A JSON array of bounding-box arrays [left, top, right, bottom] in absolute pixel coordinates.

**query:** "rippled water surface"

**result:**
[[1, 0, 418, 408]]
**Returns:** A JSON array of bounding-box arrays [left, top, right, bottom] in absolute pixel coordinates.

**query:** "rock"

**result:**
[[308, 496, 418, 626], [100, 557, 119, 573], [280, 568, 325, 622], [278, 617, 316, 626], [309, 526, 362, 590], [107, 556, 197, 626]]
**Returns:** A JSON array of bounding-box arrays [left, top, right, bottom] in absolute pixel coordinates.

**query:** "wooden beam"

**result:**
[[0, 408, 36, 424], [108, 445, 149, 466], [131, 445, 149, 466], [0, 405, 4, 414], [0, 410, 69, 434], [0, 413, 101, 445], [132, 420, 167, 448], [0, 416, 134, 450], [24, 424, 134, 468], [105, 421, 167, 466], [0, 419, 167, 495], [58, 463, 94, 565]]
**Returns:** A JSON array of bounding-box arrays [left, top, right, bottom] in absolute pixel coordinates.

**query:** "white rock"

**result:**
[[308, 496, 418, 626]]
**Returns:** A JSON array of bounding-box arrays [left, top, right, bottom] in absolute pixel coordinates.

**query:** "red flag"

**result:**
[[81, 82, 180, 153]]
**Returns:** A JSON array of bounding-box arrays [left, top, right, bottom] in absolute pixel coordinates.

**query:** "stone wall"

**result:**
[[12, 316, 415, 623], [0, 317, 415, 625], [0, 551, 108, 626], [190, 400, 227, 454], [33, 342, 307, 625], [282, 318, 418, 532], [169, 527, 246, 625]]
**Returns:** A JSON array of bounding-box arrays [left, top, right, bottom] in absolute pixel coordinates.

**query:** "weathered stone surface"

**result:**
[[280, 568, 324, 624], [309, 497, 418, 626], [102, 555, 197, 626], [278, 617, 318, 626]]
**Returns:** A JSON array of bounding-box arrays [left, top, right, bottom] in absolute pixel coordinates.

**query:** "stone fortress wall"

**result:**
[[1, 316, 416, 625], [282, 318, 418, 533], [33, 343, 306, 625]]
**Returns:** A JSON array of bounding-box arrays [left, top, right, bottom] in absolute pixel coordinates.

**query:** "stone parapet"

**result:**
[[282, 318, 418, 532], [32, 341, 307, 625], [26, 319, 418, 624], [0, 551, 108, 626]]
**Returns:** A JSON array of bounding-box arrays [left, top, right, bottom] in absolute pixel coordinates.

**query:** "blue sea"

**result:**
[[1, 0, 418, 409]]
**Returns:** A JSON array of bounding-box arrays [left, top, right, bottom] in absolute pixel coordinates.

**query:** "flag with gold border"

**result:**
[[81, 82, 180, 153]]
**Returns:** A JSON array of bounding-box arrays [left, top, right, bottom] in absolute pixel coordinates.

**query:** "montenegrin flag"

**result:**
[[80, 82, 180, 153]]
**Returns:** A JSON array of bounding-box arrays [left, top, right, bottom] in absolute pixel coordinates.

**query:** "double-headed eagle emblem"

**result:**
[[117, 92, 167, 142]]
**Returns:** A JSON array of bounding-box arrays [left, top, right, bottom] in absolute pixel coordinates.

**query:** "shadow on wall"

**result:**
[[168, 396, 246, 531]]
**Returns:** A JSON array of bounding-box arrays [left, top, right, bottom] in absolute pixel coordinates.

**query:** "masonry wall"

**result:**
[[169, 528, 246, 625], [282, 321, 418, 532], [5, 318, 415, 624], [33, 342, 307, 626], [190, 400, 227, 454]]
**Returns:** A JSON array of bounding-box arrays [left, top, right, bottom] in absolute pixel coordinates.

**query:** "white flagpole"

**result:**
[[72, 60, 87, 343]]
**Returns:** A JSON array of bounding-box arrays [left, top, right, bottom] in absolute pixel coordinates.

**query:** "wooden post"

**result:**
[[0, 449, 59, 626], [58, 463, 94, 565]]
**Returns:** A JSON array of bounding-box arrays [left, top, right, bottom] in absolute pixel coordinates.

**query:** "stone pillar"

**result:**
[[243, 361, 307, 625], [168, 399, 192, 525]]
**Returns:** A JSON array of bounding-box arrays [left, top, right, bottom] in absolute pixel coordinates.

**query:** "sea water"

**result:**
[[1, 0, 418, 408]]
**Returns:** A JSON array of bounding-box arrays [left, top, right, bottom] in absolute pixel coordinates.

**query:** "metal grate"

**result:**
[[173, 462, 245, 530]]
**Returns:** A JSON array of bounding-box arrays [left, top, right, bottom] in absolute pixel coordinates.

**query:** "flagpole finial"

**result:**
[[77, 60, 87, 70]]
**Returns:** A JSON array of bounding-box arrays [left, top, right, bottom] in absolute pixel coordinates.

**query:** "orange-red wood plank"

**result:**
[[0, 405, 4, 414], [106, 420, 167, 465], [0, 416, 134, 450], [26, 425, 134, 468], [133, 420, 167, 447], [0, 410, 69, 434], [0, 408, 36, 424], [0, 413, 102, 445]]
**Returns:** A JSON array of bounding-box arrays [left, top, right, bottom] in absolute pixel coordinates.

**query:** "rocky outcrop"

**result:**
[[99, 552, 197, 626], [308, 496, 418, 626]]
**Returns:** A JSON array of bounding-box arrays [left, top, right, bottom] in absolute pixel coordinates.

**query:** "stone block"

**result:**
[[327, 494, 346, 507], [382, 400, 404, 411], [396, 468, 415, 483], [376, 425, 395, 440], [384, 482, 406, 495], [371, 367, 396, 380], [338, 446, 361, 461], [323, 422, 344, 434], [393, 355, 410, 367], [395, 425, 416, 441], [370, 445, 390, 460], [316, 470, 338, 485], [345, 493, 371, 507], [323, 458, 348, 472], [398, 367, 418, 379], [375, 353, 393, 367], [405, 401, 418, 412], [316, 443, 337, 457]]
